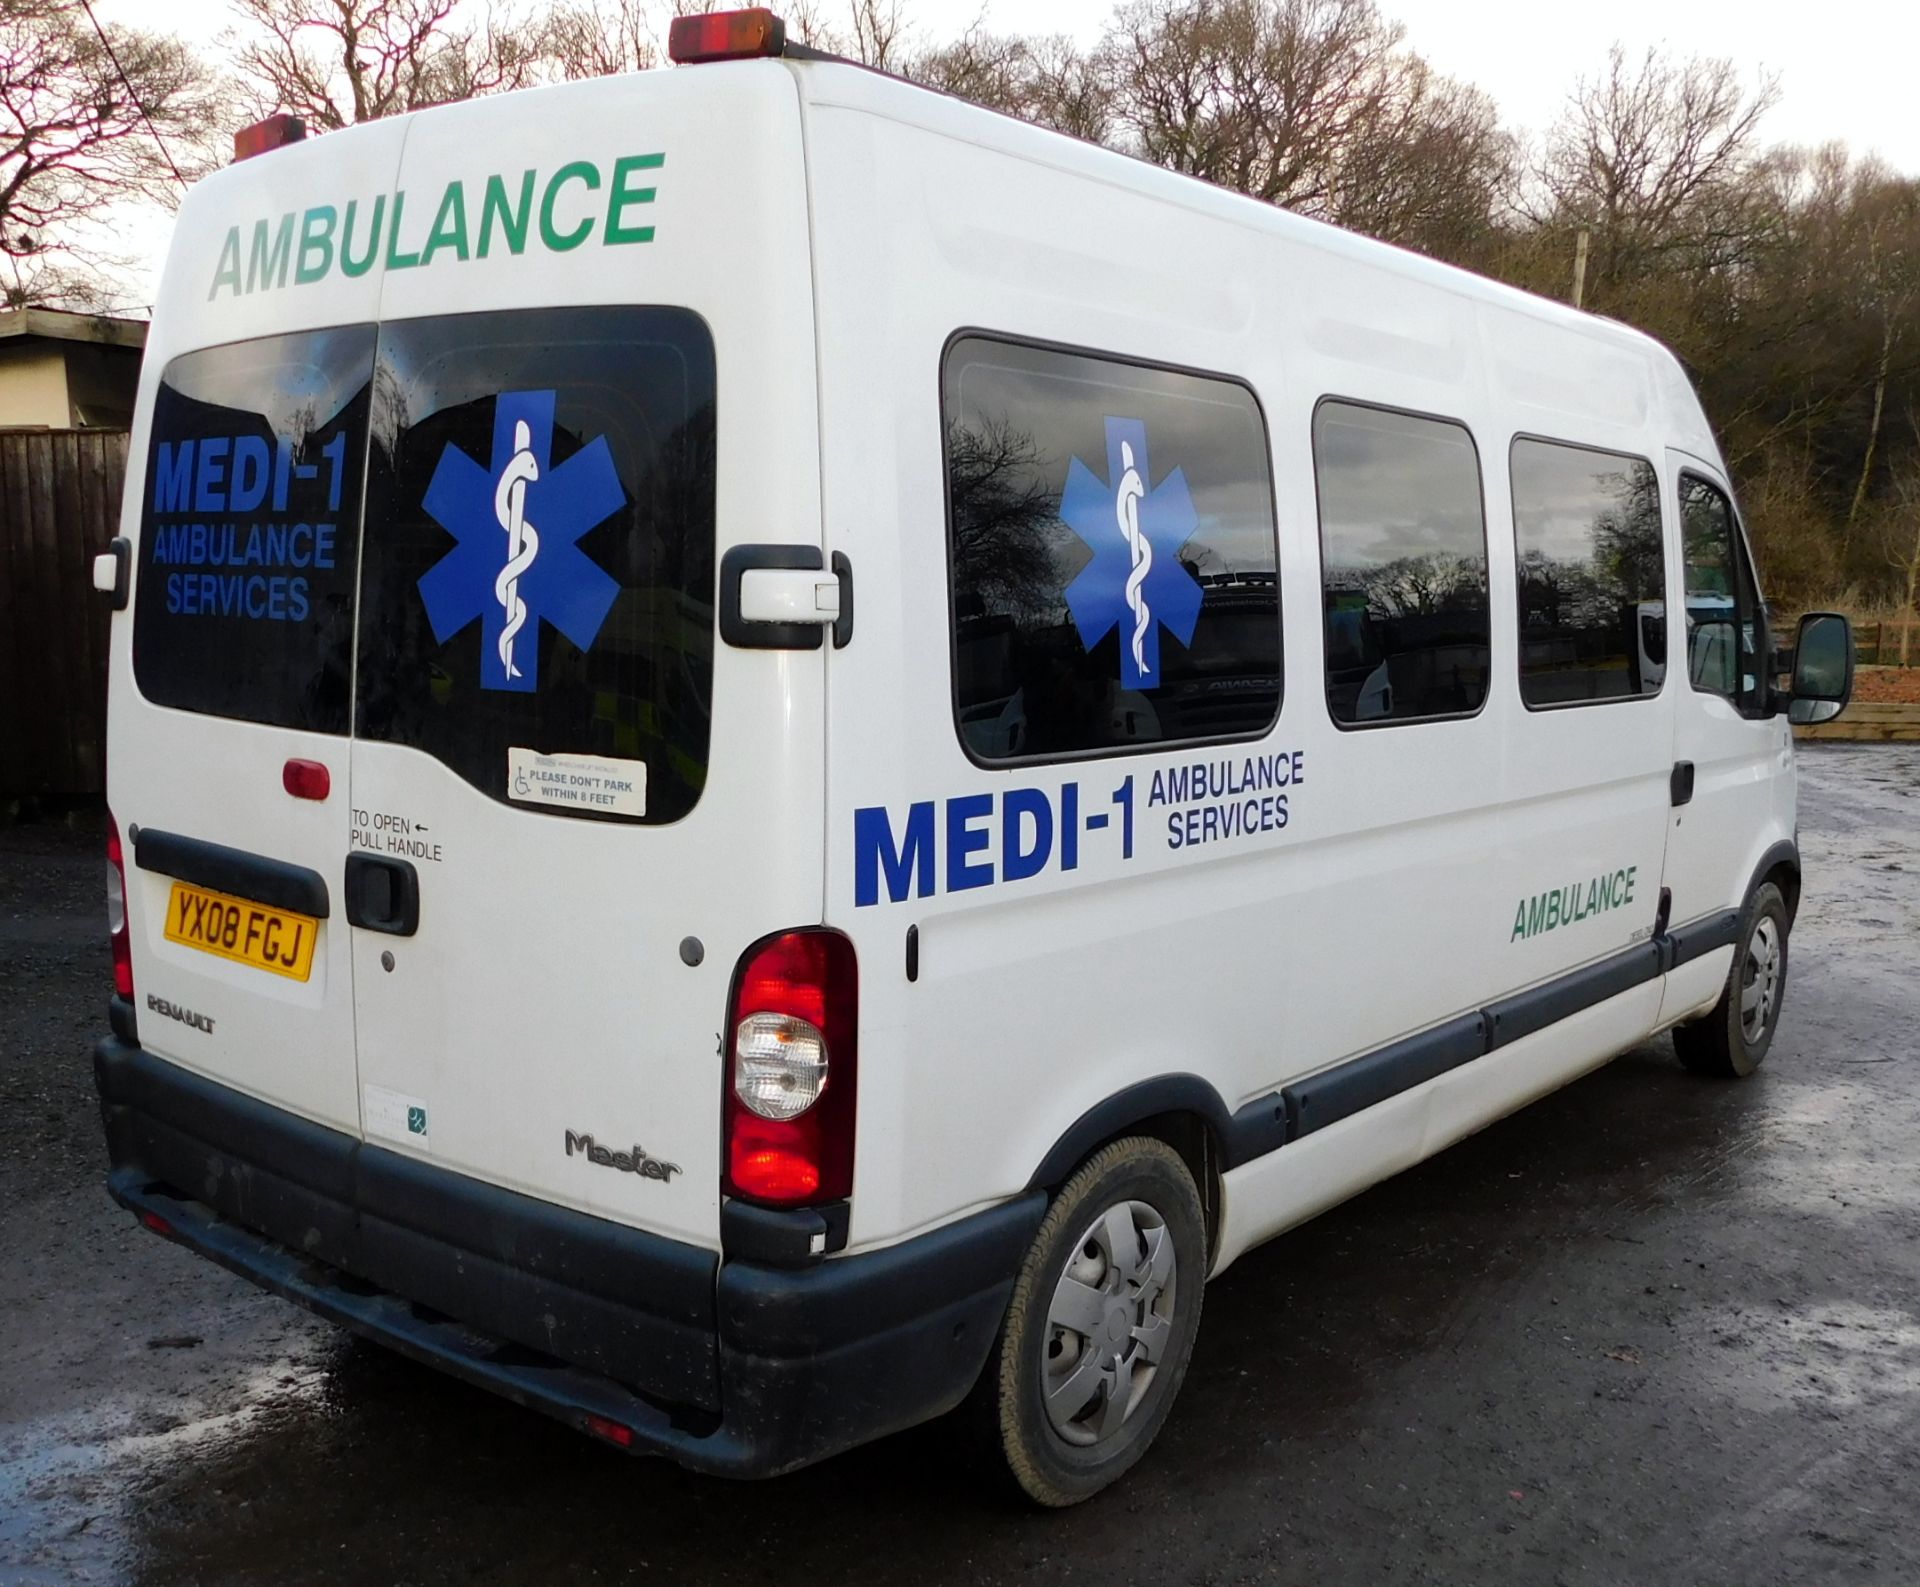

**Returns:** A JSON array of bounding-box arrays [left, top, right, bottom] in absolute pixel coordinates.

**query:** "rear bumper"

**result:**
[[95, 1037, 1042, 1477]]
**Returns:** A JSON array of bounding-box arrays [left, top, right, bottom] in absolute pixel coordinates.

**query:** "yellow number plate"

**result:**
[[164, 882, 318, 982]]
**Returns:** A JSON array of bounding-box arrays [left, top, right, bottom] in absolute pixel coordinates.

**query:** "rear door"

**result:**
[[344, 67, 823, 1248], [113, 124, 404, 1134]]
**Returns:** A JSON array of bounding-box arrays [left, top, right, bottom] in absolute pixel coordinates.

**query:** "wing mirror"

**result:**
[[1786, 612, 1854, 725]]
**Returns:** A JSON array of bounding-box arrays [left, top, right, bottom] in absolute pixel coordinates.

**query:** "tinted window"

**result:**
[[355, 307, 715, 824], [942, 337, 1279, 762], [1511, 438, 1666, 707], [1314, 402, 1489, 725], [133, 326, 375, 732], [1680, 475, 1764, 709]]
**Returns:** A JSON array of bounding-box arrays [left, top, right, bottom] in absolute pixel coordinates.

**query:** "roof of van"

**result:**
[[777, 54, 1718, 462], [790, 56, 1674, 366]]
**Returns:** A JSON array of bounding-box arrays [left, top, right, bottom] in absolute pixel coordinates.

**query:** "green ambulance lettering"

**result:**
[[295, 206, 336, 284], [1509, 864, 1640, 941], [420, 182, 470, 266], [208, 153, 664, 300]]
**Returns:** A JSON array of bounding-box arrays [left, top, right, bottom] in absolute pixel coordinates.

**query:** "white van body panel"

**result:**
[[800, 65, 1764, 1256], [112, 65, 825, 1250], [108, 116, 409, 1136]]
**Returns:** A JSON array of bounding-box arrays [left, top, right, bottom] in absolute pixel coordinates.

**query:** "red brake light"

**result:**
[[106, 816, 133, 1000], [233, 114, 306, 163], [724, 929, 857, 1207], [283, 758, 332, 801], [668, 8, 786, 64]]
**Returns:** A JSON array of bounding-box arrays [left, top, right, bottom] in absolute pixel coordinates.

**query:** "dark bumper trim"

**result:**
[[95, 1039, 1042, 1476]]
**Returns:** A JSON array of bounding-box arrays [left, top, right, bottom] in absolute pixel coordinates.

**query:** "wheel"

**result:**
[[970, 1136, 1206, 1506], [1674, 881, 1789, 1078]]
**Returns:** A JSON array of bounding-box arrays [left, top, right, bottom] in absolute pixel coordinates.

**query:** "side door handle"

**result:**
[[1670, 761, 1696, 808], [345, 853, 420, 936]]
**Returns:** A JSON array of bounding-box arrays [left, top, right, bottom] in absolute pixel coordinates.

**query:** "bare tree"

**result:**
[[0, 0, 223, 307], [1084, 0, 1507, 254], [912, 29, 1111, 143], [225, 0, 549, 128], [1532, 46, 1778, 311], [542, 0, 661, 78]]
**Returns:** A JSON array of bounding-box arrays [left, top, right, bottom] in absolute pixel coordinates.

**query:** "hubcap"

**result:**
[[1041, 1199, 1176, 1447], [1740, 916, 1782, 1044]]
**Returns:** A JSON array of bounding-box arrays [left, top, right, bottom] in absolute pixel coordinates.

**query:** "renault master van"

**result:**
[[92, 8, 1857, 1505]]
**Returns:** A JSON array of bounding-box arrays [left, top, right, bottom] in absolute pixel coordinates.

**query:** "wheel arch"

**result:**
[[1746, 838, 1800, 926], [1024, 1075, 1232, 1256]]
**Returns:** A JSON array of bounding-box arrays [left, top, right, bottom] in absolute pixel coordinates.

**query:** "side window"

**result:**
[[133, 326, 376, 733], [941, 336, 1280, 763], [1679, 475, 1765, 710], [1510, 438, 1666, 708], [1313, 401, 1490, 725]]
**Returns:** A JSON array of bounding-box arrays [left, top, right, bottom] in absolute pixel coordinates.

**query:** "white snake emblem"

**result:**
[[1115, 439, 1152, 680], [491, 419, 541, 681]]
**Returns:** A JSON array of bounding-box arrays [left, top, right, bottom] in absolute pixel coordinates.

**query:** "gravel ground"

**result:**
[[1, 744, 1916, 1587]]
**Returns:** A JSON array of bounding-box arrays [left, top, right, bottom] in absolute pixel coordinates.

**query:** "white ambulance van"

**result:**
[[92, 8, 1857, 1505]]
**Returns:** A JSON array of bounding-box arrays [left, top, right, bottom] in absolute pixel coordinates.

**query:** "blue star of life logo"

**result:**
[[416, 389, 626, 692], [1059, 416, 1204, 690]]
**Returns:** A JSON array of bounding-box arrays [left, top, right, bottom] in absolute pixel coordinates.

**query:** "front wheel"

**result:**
[[969, 1136, 1206, 1506], [1674, 880, 1789, 1078]]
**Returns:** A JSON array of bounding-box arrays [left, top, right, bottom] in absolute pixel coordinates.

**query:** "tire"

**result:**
[[969, 1136, 1206, 1507], [1674, 880, 1789, 1079]]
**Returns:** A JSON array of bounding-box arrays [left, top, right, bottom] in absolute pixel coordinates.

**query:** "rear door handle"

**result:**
[[345, 853, 420, 936]]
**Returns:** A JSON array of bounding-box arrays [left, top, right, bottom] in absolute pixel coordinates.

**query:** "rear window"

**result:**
[[355, 306, 715, 824], [133, 325, 376, 733], [131, 308, 716, 824]]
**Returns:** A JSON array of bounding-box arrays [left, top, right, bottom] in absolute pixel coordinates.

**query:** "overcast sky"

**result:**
[[87, 0, 1920, 314]]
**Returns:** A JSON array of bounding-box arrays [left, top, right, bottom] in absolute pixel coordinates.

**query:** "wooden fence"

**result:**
[[1795, 702, 1920, 743], [0, 429, 128, 798], [1855, 621, 1919, 668]]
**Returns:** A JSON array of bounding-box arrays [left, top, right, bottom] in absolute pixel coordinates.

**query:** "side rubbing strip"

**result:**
[[1050, 905, 1745, 1186], [1282, 1013, 1488, 1141], [134, 829, 331, 919], [1482, 941, 1661, 1051], [1666, 909, 1740, 968]]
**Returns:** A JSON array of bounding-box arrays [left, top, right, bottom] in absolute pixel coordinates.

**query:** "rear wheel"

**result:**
[[1674, 880, 1789, 1078], [971, 1136, 1206, 1506]]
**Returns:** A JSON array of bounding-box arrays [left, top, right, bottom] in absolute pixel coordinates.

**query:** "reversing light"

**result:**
[[668, 8, 786, 64], [723, 930, 857, 1207], [233, 114, 306, 163]]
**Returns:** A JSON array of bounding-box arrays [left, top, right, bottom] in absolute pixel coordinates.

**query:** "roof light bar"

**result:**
[[233, 114, 306, 163], [668, 8, 786, 65]]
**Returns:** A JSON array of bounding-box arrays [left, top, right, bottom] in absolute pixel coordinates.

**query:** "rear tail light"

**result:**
[[107, 816, 133, 1000], [723, 929, 857, 1207], [668, 8, 786, 64]]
